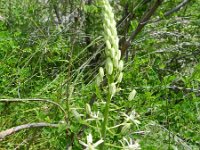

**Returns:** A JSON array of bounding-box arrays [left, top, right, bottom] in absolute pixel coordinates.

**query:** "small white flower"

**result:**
[[87, 111, 102, 121], [79, 134, 104, 150], [123, 110, 140, 127], [120, 137, 141, 150], [90, 111, 100, 120]]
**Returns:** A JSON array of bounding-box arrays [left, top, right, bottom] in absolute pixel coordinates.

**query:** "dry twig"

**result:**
[[0, 122, 58, 141]]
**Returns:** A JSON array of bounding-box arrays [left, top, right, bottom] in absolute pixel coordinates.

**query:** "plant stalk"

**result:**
[[100, 94, 111, 150]]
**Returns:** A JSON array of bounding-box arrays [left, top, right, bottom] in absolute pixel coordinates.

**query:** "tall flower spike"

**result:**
[[100, 1, 125, 148], [102, 0, 119, 69]]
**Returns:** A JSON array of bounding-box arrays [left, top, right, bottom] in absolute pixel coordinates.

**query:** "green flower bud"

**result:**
[[102, 0, 106, 4], [118, 60, 124, 71], [128, 89, 137, 101], [113, 57, 119, 68], [96, 75, 102, 86], [104, 15, 110, 25], [110, 48, 115, 59], [105, 48, 111, 56], [116, 36, 119, 44], [104, 3, 111, 10], [110, 19, 116, 27], [111, 27, 117, 36], [105, 6, 113, 17], [111, 35, 116, 46], [105, 28, 112, 37], [113, 43, 119, 51], [117, 72, 123, 83], [86, 103, 91, 115], [99, 67, 104, 79], [106, 57, 113, 75], [109, 83, 116, 96], [116, 50, 121, 60], [107, 10, 114, 20], [106, 40, 111, 50], [111, 27, 116, 34], [103, 23, 107, 32]]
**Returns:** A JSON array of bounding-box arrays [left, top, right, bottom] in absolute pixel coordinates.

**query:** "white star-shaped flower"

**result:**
[[120, 137, 141, 150], [79, 134, 104, 150], [123, 110, 141, 127], [87, 111, 102, 121]]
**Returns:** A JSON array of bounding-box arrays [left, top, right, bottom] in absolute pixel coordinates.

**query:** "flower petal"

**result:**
[[93, 139, 104, 147]]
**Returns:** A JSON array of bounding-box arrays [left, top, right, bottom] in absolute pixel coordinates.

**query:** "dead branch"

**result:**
[[120, 0, 190, 56], [164, 0, 190, 17], [120, 0, 163, 56], [0, 122, 58, 141], [128, 0, 163, 44], [53, 4, 62, 24], [154, 0, 190, 22]]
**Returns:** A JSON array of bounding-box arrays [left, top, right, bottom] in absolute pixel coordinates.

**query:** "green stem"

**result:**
[[100, 93, 112, 150]]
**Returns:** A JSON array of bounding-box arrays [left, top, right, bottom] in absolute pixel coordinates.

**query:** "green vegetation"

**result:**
[[0, 0, 199, 149]]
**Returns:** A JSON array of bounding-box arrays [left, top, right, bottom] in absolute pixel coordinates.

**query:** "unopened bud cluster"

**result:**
[[96, 0, 124, 97], [102, 0, 123, 74]]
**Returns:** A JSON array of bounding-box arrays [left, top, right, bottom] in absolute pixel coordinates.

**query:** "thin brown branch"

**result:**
[[0, 98, 67, 120], [129, 0, 163, 43], [53, 4, 62, 24], [119, 0, 191, 57], [0, 122, 59, 141], [165, 0, 190, 16], [154, 0, 190, 22], [121, 0, 163, 56]]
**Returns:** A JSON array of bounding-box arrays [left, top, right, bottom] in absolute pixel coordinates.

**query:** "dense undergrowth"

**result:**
[[0, 0, 200, 149]]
